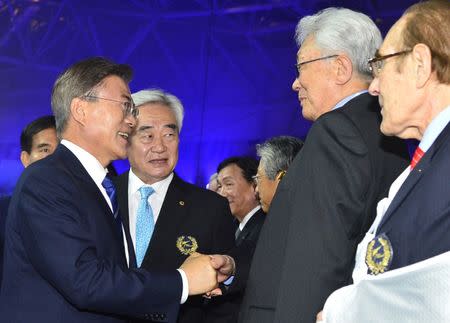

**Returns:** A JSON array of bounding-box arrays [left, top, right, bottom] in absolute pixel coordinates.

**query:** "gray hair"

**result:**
[[51, 57, 132, 136], [295, 7, 382, 81], [131, 89, 184, 132], [256, 136, 303, 180]]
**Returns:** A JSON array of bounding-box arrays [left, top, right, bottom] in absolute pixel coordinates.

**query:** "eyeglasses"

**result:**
[[295, 54, 338, 78], [81, 95, 139, 118], [252, 174, 261, 185], [368, 50, 412, 77]]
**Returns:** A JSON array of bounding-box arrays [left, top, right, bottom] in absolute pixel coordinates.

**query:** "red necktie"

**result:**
[[410, 146, 424, 169]]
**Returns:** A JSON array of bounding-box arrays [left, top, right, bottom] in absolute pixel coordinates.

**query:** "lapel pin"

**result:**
[[179, 200, 185, 206]]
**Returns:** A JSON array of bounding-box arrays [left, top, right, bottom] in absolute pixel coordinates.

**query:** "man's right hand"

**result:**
[[180, 252, 218, 295]]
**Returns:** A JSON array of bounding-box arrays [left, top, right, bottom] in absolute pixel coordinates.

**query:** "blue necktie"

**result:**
[[136, 186, 155, 267], [101, 175, 123, 241]]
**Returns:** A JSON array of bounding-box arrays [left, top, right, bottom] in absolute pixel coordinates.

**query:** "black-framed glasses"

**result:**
[[81, 95, 138, 118], [368, 50, 412, 77], [295, 54, 338, 78]]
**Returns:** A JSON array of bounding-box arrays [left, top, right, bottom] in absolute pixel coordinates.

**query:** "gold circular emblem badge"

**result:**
[[176, 236, 198, 255], [365, 233, 393, 275]]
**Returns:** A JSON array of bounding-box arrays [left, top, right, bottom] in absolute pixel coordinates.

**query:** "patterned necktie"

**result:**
[[410, 146, 425, 169], [101, 175, 123, 240], [136, 186, 155, 267]]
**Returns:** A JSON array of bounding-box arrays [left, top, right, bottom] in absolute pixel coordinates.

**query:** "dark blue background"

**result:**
[[0, 0, 416, 195]]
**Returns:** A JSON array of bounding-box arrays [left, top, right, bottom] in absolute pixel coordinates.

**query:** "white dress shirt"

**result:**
[[239, 205, 262, 231], [127, 170, 188, 304]]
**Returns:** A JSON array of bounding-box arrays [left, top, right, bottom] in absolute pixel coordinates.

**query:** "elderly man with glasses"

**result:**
[[319, 1, 450, 321], [238, 7, 410, 323]]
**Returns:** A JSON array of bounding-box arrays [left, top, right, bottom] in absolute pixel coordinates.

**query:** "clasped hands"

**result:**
[[179, 252, 235, 296]]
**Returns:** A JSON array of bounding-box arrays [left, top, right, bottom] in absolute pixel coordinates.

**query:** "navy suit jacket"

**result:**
[[0, 145, 181, 323], [235, 208, 265, 247], [115, 171, 236, 323], [376, 122, 450, 270], [0, 195, 11, 287]]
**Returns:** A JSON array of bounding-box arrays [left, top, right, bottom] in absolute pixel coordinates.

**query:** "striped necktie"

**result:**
[[410, 146, 424, 169]]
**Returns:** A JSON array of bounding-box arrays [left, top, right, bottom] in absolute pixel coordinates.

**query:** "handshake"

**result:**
[[179, 253, 235, 295]]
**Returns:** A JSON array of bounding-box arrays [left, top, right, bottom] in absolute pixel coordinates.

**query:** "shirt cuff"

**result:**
[[177, 269, 189, 304]]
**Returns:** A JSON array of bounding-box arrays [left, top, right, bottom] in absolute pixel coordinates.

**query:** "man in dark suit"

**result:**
[[238, 8, 409, 323], [115, 89, 236, 323], [0, 57, 222, 323], [0, 115, 58, 287], [321, 1, 450, 320], [216, 157, 265, 248], [254, 136, 303, 214]]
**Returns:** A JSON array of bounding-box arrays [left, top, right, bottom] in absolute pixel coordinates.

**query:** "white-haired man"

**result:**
[[115, 89, 237, 323]]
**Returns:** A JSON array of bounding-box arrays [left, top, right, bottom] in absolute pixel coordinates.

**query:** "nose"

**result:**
[[125, 113, 136, 128], [292, 77, 300, 92], [150, 135, 167, 153], [368, 77, 380, 96]]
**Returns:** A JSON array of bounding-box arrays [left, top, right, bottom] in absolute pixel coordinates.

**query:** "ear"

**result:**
[[20, 151, 30, 168], [412, 43, 433, 88], [335, 55, 353, 85], [70, 97, 88, 126], [275, 170, 286, 182]]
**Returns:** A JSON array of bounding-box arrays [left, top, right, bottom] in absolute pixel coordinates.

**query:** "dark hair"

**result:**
[[51, 57, 133, 136], [217, 156, 258, 183], [20, 115, 56, 153], [402, 0, 450, 84]]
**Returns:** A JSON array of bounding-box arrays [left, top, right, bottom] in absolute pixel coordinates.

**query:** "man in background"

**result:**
[[115, 89, 236, 323], [217, 157, 264, 248], [239, 8, 409, 323], [0, 115, 58, 287], [254, 136, 303, 213]]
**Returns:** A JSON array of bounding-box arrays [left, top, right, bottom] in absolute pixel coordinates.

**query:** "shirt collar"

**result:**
[[333, 90, 368, 111], [239, 205, 261, 231], [128, 168, 174, 196], [419, 105, 450, 153], [61, 139, 107, 186]]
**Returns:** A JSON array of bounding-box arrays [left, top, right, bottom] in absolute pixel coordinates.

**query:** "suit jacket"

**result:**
[[0, 145, 181, 323], [0, 195, 11, 288], [115, 171, 236, 323], [235, 208, 265, 247], [238, 93, 410, 323], [376, 122, 450, 271]]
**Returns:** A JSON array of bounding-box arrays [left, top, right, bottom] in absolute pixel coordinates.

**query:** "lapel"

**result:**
[[236, 208, 263, 245], [142, 173, 189, 267], [115, 171, 137, 268], [378, 123, 450, 229], [57, 145, 127, 264]]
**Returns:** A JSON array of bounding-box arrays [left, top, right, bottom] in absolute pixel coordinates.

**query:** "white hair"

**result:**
[[295, 7, 382, 81], [131, 89, 184, 132]]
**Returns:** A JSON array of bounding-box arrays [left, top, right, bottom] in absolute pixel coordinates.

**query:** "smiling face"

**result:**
[[81, 75, 136, 166], [217, 164, 258, 221], [291, 36, 338, 121], [127, 103, 179, 184]]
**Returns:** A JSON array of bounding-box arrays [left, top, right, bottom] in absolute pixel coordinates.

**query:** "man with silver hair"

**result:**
[[238, 8, 409, 323], [254, 136, 303, 213], [114, 89, 237, 323]]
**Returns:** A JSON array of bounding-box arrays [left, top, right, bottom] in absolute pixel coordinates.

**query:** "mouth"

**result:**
[[118, 131, 129, 140], [148, 158, 168, 166]]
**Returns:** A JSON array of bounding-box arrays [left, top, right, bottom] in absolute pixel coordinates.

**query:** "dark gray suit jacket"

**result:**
[[238, 93, 409, 323]]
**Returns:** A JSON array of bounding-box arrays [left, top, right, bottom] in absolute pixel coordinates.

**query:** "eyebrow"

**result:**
[[137, 123, 178, 132], [36, 143, 51, 149]]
